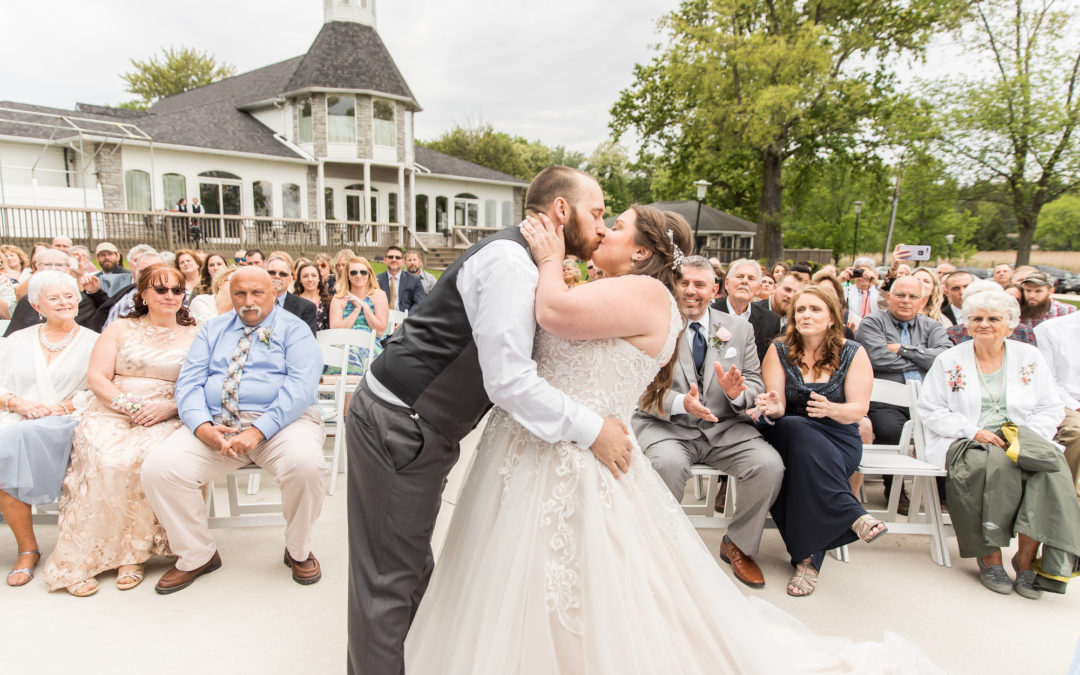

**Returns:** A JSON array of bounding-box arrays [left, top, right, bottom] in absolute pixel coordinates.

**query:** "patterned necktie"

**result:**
[[898, 320, 923, 382], [221, 325, 258, 427], [388, 275, 397, 310], [691, 321, 706, 376]]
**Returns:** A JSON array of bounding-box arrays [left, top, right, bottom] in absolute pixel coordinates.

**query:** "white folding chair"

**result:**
[[207, 466, 286, 528], [858, 379, 951, 566], [0, 320, 9, 337], [386, 309, 407, 335], [315, 328, 377, 495]]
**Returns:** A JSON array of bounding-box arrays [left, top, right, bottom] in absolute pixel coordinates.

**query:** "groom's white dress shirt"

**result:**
[[1035, 311, 1080, 410], [367, 239, 603, 447]]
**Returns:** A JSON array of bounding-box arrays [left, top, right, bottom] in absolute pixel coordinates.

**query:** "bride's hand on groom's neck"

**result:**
[[521, 213, 565, 267]]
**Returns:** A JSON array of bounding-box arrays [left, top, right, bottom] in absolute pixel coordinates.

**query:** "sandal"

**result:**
[[786, 561, 819, 597], [67, 578, 99, 597], [6, 550, 41, 587], [116, 565, 145, 591], [851, 514, 888, 543]]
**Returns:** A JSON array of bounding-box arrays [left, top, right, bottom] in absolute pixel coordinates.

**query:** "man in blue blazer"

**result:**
[[377, 246, 426, 313]]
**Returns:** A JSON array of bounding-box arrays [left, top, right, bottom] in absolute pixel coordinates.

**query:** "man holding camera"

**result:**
[[843, 257, 880, 319]]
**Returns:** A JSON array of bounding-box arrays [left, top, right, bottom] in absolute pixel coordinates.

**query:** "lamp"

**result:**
[[692, 179, 710, 254], [944, 233, 955, 262], [852, 201, 864, 263]]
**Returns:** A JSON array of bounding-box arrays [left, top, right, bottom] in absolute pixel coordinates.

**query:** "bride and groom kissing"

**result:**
[[344, 166, 937, 674]]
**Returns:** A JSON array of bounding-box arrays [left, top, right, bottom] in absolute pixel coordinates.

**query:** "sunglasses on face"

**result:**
[[234, 257, 246, 263], [350, 269, 369, 276], [152, 285, 185, 297], [385, 255, 402, 260], [268, 270, 291, 278]]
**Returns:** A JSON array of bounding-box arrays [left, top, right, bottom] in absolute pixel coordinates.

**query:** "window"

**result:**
[[502, 200, 512, 227], [388, 193, 397, 223], [415, 194, 429, 230], [435, 196, 448, 229], [124, 170, 151, 211], [299, 100, 313, 144], [484, 199, 496, 227], [327, 95, 356, 143], [454, 193, 479, 228], [324, 187, 335, 220], [198, 170, 242, 180], [373, 100, 396, 147], [253, 180, 272, 217], [162, 173, 186, 209], [282, 183, 301, 218]]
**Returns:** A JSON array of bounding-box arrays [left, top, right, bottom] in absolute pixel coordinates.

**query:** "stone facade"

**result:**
[[312, 93, 328, 157], [356, 94, 373, 159], [306, 165, 319, 219], [512, 187, 524, 223], [396, 101, 407, 164], [96, 143, 124, 210]]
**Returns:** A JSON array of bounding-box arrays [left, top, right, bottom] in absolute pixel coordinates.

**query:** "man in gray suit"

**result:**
[[632, 256, 783, 588]]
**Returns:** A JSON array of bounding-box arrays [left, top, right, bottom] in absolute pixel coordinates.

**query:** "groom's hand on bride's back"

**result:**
[[590, 417, 634, 478]]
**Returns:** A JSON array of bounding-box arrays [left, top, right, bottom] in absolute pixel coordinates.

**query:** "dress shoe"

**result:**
[[284, 549, 322, 585], [155, 551, 221, 595], [719, 536, 765, 588], [713, 477, 728, 512]]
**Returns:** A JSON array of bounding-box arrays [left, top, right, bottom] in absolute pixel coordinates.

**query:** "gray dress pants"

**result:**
[[346, 381, 460, 675]]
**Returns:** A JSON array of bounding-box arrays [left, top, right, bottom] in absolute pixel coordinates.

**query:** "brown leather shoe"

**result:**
[[284, 549, 321, 585], [713, 477, 728, 512], [155, 552, 222, 595], [719, 536, 765, 588]]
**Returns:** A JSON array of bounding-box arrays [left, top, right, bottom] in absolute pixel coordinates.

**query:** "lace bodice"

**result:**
[[532, 293, 682, 423], [775, 340, 860, 417], [113, 318, 198, 398]]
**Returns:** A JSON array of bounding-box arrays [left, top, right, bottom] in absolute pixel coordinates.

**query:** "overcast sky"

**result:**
[[1, 0, 681, 155]]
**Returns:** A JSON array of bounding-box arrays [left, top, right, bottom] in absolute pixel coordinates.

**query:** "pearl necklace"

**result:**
[[39, 324, 78, 352]]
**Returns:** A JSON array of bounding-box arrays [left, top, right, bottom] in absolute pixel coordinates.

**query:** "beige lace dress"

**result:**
[[43, 318, 197, 590]]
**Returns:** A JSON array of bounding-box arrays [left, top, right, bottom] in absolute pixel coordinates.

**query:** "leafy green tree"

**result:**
[[610, 0, 962, 262], [1036, 193, 1080, 250], [959, 180, 1017, 251], [421, 124, 585, 182], [584, 140, 654, 215], [927, 0, 1080, 265], [120, 47, 236, 109]]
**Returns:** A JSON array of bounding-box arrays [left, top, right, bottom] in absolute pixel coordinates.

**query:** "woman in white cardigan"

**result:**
[[0, 271, 98, 587], [918, 289, 1079, 600]]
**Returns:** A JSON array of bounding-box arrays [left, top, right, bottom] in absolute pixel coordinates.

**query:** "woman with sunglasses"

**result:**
[[42, 265, 198, 596], [328, 256, 388, 376], [294, 262, 331, 331]]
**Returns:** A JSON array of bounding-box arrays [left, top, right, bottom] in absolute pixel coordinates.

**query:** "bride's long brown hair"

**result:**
[[631, 204, 692, 416]]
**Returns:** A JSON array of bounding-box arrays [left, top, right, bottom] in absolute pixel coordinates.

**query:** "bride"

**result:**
[[404, 205, 938, 673]]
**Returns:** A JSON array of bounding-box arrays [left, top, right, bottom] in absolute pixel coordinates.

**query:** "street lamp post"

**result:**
[[851, 201, 864, 263], [945, 233, 955, 262], [692, 179, 711, 254]]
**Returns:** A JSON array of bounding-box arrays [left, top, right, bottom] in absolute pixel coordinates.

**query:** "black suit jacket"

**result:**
[[90, 284, 135, 332], [711, 298, 782, 363], [940, 299, 958, 325], [281, 292, 318, 335], [377, 270, 426, 313]]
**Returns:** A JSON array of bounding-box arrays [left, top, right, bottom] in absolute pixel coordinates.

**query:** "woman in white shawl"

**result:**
[[0, 271, 98, 586], [918, 288, 1080, 600]]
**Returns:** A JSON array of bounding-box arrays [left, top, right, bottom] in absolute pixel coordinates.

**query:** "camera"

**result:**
[[851, 268, 865, 278]]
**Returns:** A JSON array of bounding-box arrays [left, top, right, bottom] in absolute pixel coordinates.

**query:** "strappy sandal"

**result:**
[[6, 550, 41, 587], [116, 565, 145, 591], [67, 578, 99, 597], [787, 561, 819, 597], [851, 514, 888, 543]]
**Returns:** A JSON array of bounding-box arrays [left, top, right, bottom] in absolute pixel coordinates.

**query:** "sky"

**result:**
[[0, 0, 678, 155]]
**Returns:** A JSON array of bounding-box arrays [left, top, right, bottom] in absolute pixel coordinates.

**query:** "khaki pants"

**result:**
[[142, 408, 327, 570], [1055, 407, 1080, 501]]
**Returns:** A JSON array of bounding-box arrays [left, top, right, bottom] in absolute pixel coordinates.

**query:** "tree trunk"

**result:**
[[1014, 211, 1037, 266], [756, 147, 784, 262]]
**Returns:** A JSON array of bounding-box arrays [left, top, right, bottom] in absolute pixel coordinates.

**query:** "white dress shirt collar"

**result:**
[[725, 299, 751, 321]]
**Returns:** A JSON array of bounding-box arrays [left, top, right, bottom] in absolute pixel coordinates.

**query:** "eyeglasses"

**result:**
[[234, 257, 246, 263], [267, 270, 291, 278], [36, 262, 70, 270], [152, 285, 185, 297], [349, 269, 369, 276], [385, 255, 402, 260]]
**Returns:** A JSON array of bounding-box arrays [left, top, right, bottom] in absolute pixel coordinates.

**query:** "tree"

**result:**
[[120, 47, 236, 109], [611, 0, 962, 261], [928, 0, 1080, 265], [421, 124, 585, 182], [584, 140, 654, 216], [1036, 192, 1080, 250]]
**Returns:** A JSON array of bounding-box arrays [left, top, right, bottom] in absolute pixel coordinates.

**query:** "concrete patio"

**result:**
[[3, 417, 1079, 674]]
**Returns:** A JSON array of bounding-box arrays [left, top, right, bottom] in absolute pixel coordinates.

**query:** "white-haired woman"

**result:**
[[0, 271, 98, 587], [944, 279, 1037, 346], [918, 289, 1080, 600], [187, 267, 236, 326]]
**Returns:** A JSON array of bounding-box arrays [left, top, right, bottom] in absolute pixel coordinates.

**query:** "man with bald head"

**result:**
[[51, 235, 72, 252], [142, 266, 328, 593]]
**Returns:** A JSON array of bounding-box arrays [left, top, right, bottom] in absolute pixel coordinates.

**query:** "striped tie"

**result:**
[[221, 325, 257, 427]]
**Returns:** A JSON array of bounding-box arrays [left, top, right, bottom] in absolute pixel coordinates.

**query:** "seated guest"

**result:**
[[1, 244, 31, 284], [586, 258, 606, 281], [97, 251, 163, 331], [68, 246, 96, 276], [633, 256, 782, 589], [294, 262, 331, 331], [936, 261, 956, 279], [918, 289, 1080, 599], [404, 250, 437, 294], [1035, 311, 1080, 499], [946, 280, 1037, 346], [377, 245, 426, 313], [92, 242, 132, 297], [911, 268, 949, 328], [42, 265, 198, 596], [313, 253, 333, 289], [843, 258, 880, 320], [757, 273, 776, 300], [711, 258, 781, 362], [0, 271, 98, 587], [992, 263, 1013, 288], [174, 248, 201, 303], [328, 257, 388, 376], [193, 252, 228, 298], [330, 248, 356, 294], [188, 269, 236, 326], [768, 272, 806, 331], [812, 272, 855, 338], [1004, 283, 1023, 303], [1011, 264, 1038, 285], [244, 249, 266, 268], [141, 267, 328, 593], [754, 286, 884, 597], [561, 258, 583, 288], [266, 256, 317, 335], [3, 249, 108, 337], [789, 262, 812, 284], [771, 261, 790, 282], [940, 271, 974, 326], [1019, 272, 1075, 329]]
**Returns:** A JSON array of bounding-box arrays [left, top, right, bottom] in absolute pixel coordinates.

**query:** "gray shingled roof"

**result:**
[[647, 200, 757, 234], [0, 101, 152, 142], [415, 146, 528, 185], [285, 22, 418, 107]]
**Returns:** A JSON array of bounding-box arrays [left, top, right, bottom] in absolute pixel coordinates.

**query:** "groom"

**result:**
[[345, 166, 635, 674]]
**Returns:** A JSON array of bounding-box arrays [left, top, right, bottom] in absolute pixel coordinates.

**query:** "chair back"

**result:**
[[864, 378, 920, 454], [386, 309, 407, 335]]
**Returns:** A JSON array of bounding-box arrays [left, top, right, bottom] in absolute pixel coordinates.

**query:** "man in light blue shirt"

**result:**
[[142, 267, 328, 594]]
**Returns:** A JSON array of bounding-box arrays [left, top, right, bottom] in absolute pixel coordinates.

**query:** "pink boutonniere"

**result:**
[[947, 364, 966, 392], [1019, 362, 1036, 386], [710, 324, 732, 350]]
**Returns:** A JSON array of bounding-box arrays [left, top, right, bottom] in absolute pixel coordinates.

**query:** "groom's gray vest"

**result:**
[[369, 227, 528, 444]]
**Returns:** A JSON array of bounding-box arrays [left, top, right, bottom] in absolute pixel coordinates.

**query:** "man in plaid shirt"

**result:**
[[1019, 272, 1076, 328]]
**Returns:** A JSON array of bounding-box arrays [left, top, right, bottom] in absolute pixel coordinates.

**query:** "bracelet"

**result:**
[[110, 393, 143, 416], [61, 401, 73, 415], [1, 394, 12, 412]]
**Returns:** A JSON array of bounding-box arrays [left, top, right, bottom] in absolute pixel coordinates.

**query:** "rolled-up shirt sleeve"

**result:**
[[458, 240, 603, 447]]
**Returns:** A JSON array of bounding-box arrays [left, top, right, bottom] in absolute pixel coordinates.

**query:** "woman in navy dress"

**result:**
[[754, 285, 886, 597]]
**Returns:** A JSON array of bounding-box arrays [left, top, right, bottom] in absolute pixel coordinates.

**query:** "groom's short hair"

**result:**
[[525, 166, 595, 215]]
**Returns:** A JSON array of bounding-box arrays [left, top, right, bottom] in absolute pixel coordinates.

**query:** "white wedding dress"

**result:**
[[405, 296, 939, 674]]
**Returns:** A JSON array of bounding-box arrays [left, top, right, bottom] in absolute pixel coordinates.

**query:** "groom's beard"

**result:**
[[563, 207, 599, 260]]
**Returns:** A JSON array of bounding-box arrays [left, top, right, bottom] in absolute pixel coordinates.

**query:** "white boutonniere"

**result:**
[[710, 324, 732, 351], [257, 326, 273, 347]]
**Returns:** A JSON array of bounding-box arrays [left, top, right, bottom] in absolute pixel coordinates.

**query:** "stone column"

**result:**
[[312, 93, 328, 157], [512, 187, 524, 222], [306, 165, 318, 220], [95, 143, 124, 210], [356, 95, 373, 159], [396, 101, 406, 164]]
